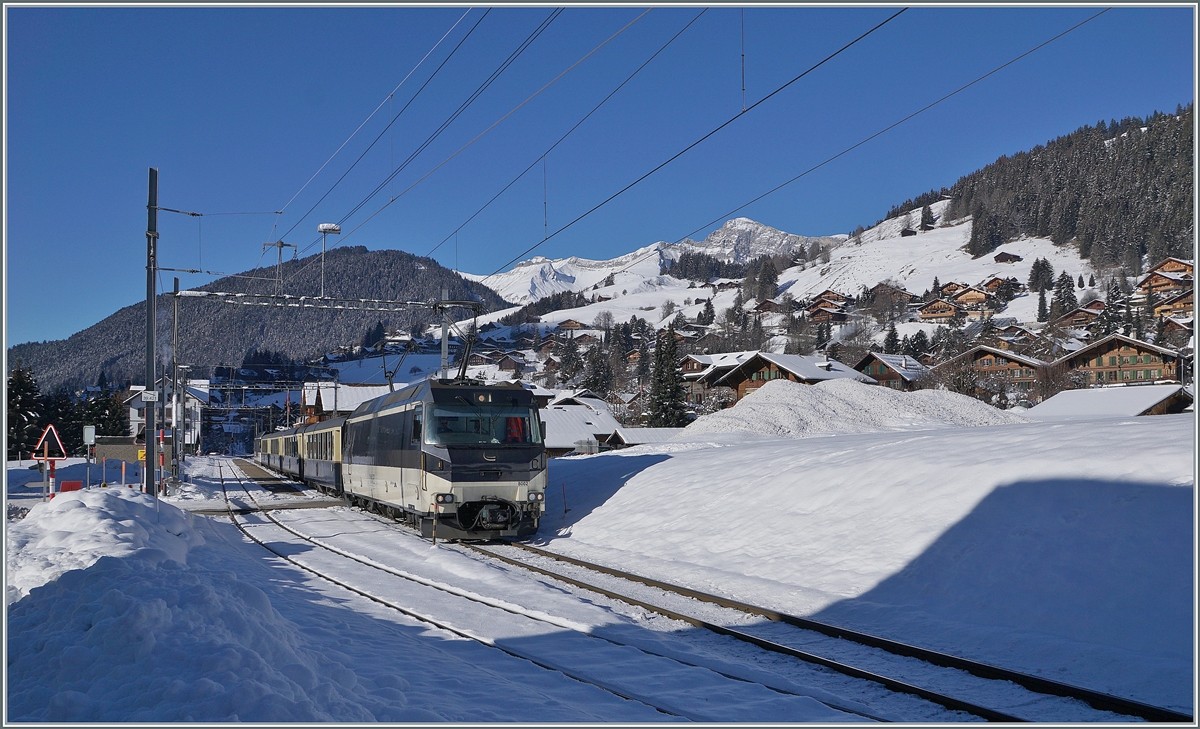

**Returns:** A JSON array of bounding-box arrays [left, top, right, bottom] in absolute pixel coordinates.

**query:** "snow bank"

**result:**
[[6, 552, 379, 722], [541, 415, 1194, 710], [6, 489, 204, 605], [683, 378, 1030, 439]]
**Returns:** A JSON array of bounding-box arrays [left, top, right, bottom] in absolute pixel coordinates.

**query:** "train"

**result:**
[[256, 378, 547, 540]]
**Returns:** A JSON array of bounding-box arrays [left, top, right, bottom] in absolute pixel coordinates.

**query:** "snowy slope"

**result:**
[[541, 406, 1195, 712], [778, 200, 1098, 321], [462, 218, 844, 307]]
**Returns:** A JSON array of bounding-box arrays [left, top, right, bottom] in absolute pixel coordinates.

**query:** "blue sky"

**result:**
[[5, 5, 1194, 345]]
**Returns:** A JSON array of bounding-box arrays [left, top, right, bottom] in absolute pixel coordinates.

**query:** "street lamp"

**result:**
[[318, 223, 340, 298]]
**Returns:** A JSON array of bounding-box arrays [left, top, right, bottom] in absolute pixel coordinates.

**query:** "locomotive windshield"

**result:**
[[425, 403, 542, 446]]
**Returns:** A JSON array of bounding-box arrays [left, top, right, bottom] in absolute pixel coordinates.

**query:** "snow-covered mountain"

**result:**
[[675, 217, 844, 264], [462, 219, 844, 306]]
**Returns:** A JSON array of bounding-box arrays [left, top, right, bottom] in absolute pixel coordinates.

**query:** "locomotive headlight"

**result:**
[[435, 493, 455, 504], [530, 458, 541, 471], [527, 492, 543, 502]]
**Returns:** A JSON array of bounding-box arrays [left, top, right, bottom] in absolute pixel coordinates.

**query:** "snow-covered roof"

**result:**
[[302, 383, 392, 413], [540, 405, 623, 451], [327, 354, 444, 385], [606, 427, 685, 446], [1025, 384, 1192, 420], [683, 350, 757, 382], [857, 352, 930, 381], [716, 352, 875, 386]]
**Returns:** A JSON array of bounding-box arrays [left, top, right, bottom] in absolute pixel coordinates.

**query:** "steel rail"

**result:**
[[213, 463, 684, 720], [502, 542, 1192, 724], [465, 544, 1022, 722]]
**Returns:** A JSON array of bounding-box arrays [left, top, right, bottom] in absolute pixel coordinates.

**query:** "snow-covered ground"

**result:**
[[6, 381, 1193, 720]]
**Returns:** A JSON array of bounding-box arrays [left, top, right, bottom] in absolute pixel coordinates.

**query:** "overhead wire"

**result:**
[[276, 9, 494, 246], [272, 8, 471, 226], [423, 7, 707, 261], [286, 6, 650, 272], [283, 7, 563, 268], [600, 7, 1114, 282], [480, 7, 908, 283]]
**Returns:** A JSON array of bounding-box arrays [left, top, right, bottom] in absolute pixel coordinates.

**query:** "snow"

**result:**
[[6, 382, 1192, 718], [542, 410, 1194, 711], [1026, 383, 1191, 419], [686, 378, 1029, 439]]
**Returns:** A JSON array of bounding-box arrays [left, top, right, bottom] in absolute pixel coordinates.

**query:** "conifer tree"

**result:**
[[698, 298, 715, 326], [581, 345, 614, 396], [7, 364, 42, 460], [921, 204, 936, 230], [647, 326, 688, 427], [1088, 274, 1096, 288], [910, 329, 930, 356], [1052, 272, 1078, 317], [1077, 274, 1085, 289], [1037, 288, 1049, 322], [757, 260, 779, 302], [559, 333, 582, 382], [884, 323, 900, 354]]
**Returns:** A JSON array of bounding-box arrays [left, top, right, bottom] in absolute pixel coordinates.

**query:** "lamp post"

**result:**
[[318, 223, 340, 298]]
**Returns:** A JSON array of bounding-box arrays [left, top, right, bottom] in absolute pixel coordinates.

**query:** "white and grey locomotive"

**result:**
[[256, 379, 546, 540]]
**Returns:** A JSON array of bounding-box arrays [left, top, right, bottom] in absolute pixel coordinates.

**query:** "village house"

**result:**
[[938, 281, 969, 297], [714, 352, 875, 402], [1055, 306, 1101, 330], [918, 299, 964, 322], [852, 352, 930, 391], [555, 319, 586, 330], [933, 345, 1046, 392], [809, 305, 849, 324], [604, 426, 685, 449], [994, 251, 1023, 264], [681, 350, 756, 405], [811, 289, 850, 306], [1055, 333, 1182, 385], [753, 298, 787, 314], [1154, 289, 1193, 319], [951, 286, 991, 308], [1082, 298, 1106, 311]]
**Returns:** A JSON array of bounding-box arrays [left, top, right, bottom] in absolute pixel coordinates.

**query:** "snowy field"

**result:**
[[6, 381, 1194, 721]]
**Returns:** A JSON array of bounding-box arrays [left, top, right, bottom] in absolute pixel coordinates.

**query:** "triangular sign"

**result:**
[[33, 424, 68, 459]]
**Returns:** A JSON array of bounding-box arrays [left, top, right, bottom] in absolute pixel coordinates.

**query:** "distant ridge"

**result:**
[[7, 246, 511, 392]]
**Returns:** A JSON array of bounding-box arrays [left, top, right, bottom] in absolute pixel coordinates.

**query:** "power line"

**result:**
[[275, 9, 493, 246], [602, 7, 1114, 282], [272, 9, 472, 226], [482, 7, 908, 282], [423, 8, 707, 261], [289, 6, 651, 268]]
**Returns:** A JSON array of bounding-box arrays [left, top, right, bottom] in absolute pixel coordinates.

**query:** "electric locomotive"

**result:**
[[258, 379, 547, 540]]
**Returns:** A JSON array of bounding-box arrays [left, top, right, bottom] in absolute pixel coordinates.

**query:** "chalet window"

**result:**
[[1155, 369, 1162, 378], [1095, 357, 1103, 367], [981, 358, 993, 366], [1107, 371, 1117, 381], [1122, 371, 1130, 380], [1109, 356, 1117, 366]]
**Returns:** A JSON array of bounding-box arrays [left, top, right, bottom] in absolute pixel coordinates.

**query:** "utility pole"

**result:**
[[440, 287, 450, 380], [145, 168, 158, 500], [262, 240, 296, 296], [172, 277, 180, 479], [318, 223, 340, 298]]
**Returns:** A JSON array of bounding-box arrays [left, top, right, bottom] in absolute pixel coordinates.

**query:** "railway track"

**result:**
[[214, 462, 879, 722], [224, 460, 1192, 723], [465, 541, 1192, 724]]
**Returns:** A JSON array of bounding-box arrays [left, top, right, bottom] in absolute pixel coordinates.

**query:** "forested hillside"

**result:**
[[7, 246, 511, 391], [885, 104, 1193, 268]]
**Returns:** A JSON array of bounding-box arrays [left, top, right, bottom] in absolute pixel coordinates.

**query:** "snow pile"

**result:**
[[542, 414, 1195, 710], [6, 553, 379, 722], [684, 378, 1030, 439], [6, 489, 204, 605]]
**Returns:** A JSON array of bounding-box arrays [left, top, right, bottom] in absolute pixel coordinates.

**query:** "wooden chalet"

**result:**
[[938, 281, 969, 297], [1162, 317, 1192, 336], [681, 351, 756, 405], [809, 305, 849, 324], [852, 352, 930, 391], [811, 289, 850, 305], [1146, 257, 1194, 277], [573, 333, 598, 346], [1056, 333, 1181, 385], [466, 352, 495, 367], [900, 227, 917, 237], [556, 319, 586, 330], [542, 356, 560, 372], [1136, 270, 1192, 297], [715, 281, 741, 292], [1154, 289, 1193, 319], [754, 298, 786, 314], [951, 286, 991, 308], [1055, 307, 1101, 329], [934, 345, 1045, 392], [918, 299, 964, 322], [496, 353, 526, 372], [869, 282, 918, 303], [714, 352, 875, 402], [1082, 298, 1106, 311], [994, 251, 1023, 264]]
